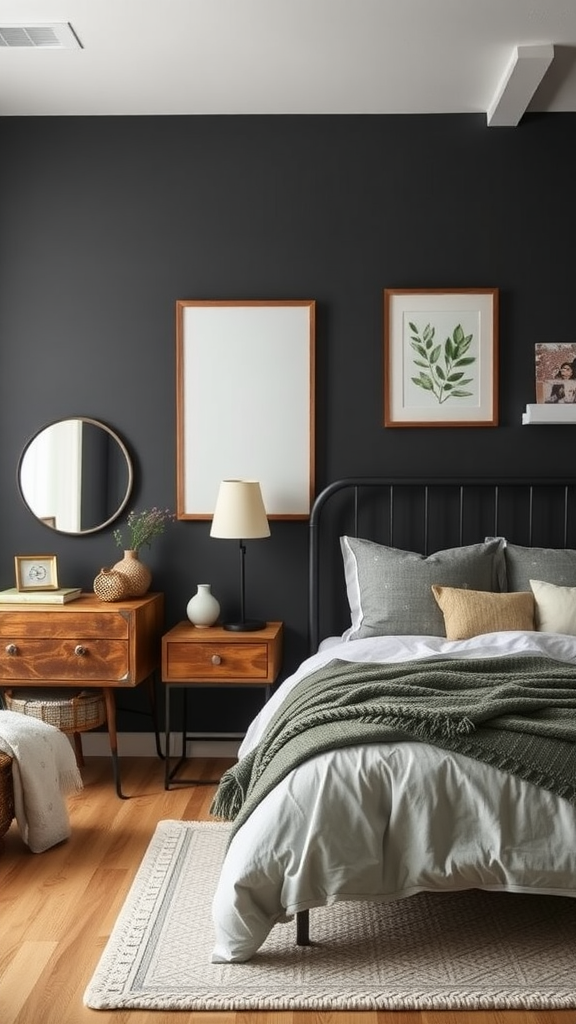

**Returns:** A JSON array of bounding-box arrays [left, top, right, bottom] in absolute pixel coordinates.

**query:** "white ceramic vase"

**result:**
[[186, 584, 220, 628]]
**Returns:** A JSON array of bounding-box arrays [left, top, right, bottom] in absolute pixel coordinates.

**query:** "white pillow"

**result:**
[[530, 578, 576, 635]]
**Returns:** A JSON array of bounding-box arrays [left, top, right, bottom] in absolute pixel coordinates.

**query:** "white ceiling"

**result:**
[[1, 0, 576, 122]]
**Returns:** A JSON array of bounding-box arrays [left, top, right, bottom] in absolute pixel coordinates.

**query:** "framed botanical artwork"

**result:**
[[384, 288, 499, 427], [15, 554, 59, 591], [176, 299, 316, 519]]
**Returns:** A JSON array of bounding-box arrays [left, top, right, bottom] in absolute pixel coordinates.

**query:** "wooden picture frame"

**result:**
[[176, 299, 316, 519], [15, 554, 59, 591], [384, 288, 499, 427]]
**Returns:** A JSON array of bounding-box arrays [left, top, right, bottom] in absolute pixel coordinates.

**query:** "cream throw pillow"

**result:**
[[530, 578, 576, 634], [431, 585, 535, 641]]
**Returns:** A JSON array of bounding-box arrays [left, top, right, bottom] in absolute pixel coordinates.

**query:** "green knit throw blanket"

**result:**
[[210, 655, 576, 839]]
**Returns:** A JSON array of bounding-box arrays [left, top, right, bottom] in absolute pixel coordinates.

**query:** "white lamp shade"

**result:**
[[210, 480, 270, 539]]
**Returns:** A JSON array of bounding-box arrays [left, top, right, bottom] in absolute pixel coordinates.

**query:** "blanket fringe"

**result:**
[[210, 771, 243, 821], [361, 711, 475, 740]]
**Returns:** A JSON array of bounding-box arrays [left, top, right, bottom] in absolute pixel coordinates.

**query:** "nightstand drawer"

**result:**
[[165, 641, 269, 681], [0, 638, 130, 682]]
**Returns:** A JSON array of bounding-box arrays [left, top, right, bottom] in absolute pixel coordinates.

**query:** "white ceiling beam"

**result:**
[[487, 44, 554, 127]]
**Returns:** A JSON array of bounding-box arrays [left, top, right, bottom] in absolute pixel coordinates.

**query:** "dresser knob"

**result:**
[[5, 644, 18, 655], [211, 654, 222, 665], [75, 644, 87, 656]]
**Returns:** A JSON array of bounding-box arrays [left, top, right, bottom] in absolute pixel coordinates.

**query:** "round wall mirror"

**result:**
[[18, 417, 134, 535]]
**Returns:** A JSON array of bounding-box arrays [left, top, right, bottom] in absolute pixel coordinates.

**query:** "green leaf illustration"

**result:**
[[411, 375, 434, 391], [407, 322, 476, 405]]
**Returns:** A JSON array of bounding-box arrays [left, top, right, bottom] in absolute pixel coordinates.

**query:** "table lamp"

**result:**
[[210, 479, 270, 631]]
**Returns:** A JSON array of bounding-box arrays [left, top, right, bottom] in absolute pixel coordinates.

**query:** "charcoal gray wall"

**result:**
[[1, 113, 574, 731]]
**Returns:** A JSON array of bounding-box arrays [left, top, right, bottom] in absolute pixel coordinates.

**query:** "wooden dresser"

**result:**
[[0, 592, 164, 797]]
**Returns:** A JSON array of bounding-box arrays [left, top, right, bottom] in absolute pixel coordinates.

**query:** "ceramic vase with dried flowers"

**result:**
[[109, 507, 175, 597]]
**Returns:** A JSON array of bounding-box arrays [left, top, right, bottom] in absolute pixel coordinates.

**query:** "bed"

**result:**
[[210, 477, 576, 963]]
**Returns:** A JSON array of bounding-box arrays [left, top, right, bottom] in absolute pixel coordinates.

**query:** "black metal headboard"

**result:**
[[308, 477, 576, 653]]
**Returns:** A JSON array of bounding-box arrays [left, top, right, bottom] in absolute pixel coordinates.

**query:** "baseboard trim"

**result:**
[[81, 732, 241, 758]]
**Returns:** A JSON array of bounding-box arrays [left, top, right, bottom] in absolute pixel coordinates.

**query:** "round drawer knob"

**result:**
[[211, 654, 222, 666], [5, 643, 18, 655], [75, 644, 87, 656]]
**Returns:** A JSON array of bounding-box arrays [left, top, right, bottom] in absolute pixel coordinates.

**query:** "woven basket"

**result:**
[[4, 689, 107, 734], [0, 751, 15, 840]]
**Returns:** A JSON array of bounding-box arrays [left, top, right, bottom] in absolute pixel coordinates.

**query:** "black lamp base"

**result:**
[[223, 619, 266, 632]]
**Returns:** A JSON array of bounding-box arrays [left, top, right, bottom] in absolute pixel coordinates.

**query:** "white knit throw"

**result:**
[[0, 710, 83, 852]]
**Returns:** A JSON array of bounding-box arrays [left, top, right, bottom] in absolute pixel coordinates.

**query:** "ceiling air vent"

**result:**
[[0, 22, 82, 48]]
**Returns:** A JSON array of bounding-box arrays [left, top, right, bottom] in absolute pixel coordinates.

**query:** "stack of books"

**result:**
[[0, 587, 82, 604]]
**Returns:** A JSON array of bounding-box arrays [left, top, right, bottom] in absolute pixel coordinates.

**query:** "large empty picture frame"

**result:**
[[176, 300, 316, 519]]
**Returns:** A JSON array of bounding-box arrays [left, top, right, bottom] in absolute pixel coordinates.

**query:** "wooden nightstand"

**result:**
[[161, 620, 283, 788], [0, 592, 164, 798]]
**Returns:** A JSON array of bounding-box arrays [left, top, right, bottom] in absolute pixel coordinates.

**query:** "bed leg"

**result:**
[[296, 910, 310, 945]]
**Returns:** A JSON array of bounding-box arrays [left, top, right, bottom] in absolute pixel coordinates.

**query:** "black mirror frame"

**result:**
[[17, 416, 134, 536]]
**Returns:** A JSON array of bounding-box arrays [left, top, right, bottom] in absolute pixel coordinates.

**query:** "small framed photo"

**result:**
[[384, 288, 499, 427], [534, 343, 576, 403], [15, 554, 59, 591]]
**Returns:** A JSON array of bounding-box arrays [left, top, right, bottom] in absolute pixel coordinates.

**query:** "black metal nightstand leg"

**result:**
[[164, 684, 171, 789]]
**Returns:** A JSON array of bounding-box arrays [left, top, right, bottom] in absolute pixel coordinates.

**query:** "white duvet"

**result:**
[[211, 630, 576, 962]]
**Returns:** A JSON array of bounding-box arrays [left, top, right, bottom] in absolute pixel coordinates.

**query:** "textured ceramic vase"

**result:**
[[112, 549, 152, 598], [93, 566, 130, 602], [186, 584, 220, 628]]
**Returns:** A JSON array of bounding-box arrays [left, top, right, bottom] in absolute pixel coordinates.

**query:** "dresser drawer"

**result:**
[[164, 641, 269, 682], [0, 610, 129, 640], [0, 638, 129, 682]]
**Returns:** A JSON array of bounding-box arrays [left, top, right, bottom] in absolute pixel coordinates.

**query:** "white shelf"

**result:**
[[522, 404, 576, 425]]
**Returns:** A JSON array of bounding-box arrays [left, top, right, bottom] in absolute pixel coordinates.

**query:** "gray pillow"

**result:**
[[505, 543, 576, 592], [340, 536, 507, 639]]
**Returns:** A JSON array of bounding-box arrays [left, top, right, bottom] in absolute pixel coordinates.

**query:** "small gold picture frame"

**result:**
[[15, 554, 59, 591]]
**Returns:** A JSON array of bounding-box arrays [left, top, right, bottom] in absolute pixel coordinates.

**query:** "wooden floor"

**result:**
[[0, 756, 574, 1024]]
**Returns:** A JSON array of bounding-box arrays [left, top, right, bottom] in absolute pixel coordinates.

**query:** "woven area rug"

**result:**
[[84, 819, 576, 1012]]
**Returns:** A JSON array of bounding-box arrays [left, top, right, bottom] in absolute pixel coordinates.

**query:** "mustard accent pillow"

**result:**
[[431, 585, 535, 641]]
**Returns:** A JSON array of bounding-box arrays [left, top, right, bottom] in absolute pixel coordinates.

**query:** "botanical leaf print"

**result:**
[[409, 321, 476, 404]]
